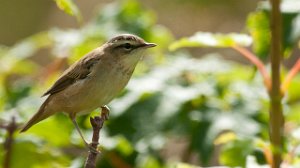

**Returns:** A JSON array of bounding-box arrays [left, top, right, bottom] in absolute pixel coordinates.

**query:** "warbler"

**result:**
[[20, 34, 156, 148]]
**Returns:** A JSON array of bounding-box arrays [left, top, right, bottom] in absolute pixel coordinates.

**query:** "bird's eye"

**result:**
[[123, 43, 132, 50]]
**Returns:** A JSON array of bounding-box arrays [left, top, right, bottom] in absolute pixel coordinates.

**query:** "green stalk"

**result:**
[[269, 0, 284, 167]]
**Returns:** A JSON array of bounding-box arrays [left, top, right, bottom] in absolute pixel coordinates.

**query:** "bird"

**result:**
[[20, 34, 156, 149]]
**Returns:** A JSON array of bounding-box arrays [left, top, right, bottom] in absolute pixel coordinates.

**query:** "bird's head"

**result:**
[[103, 34, 156, 65]]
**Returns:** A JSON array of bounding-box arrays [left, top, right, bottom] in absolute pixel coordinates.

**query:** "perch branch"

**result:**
[[84, 109, 107, 168]]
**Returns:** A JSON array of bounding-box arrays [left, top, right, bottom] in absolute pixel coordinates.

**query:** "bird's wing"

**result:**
[[42, 50, 101, 96]]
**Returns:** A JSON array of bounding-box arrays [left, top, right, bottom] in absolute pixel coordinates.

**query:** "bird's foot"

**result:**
[[101, 105, 110, 120], [87, 141, 100, 154]]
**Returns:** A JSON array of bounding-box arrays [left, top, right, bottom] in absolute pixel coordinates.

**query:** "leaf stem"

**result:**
[[281, 58, 300, 93], [231, 45, 271, 90]]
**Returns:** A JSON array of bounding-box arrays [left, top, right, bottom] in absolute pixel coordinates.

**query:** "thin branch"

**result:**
[[3, 117, 17, 168], [281, 58, 300, 93], [231, 45, 271, 90], [84, 116, 105, 168]]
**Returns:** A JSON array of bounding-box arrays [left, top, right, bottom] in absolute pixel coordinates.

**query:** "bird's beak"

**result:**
[[142, 43, 157, 48]]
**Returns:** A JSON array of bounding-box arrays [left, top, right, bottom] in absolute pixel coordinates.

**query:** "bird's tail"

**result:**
[[20, 97, 53, 132]]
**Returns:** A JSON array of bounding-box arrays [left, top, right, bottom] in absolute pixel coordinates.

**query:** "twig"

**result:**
[[84, 115, 105, 168], [231, 45, 271, 91], [3, 117, 18, 168]]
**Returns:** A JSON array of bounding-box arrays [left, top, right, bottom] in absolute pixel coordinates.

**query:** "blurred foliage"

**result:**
[[170, 0, 300, 167], [1, 0, 300, 168]]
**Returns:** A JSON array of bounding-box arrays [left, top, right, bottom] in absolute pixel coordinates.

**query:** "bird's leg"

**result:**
[[70, 116, 99, 154], [101, 105, 110, 120], [71, 117, 89, 145]]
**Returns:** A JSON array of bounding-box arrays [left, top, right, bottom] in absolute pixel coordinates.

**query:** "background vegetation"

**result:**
[[1, 0, 300, 167]]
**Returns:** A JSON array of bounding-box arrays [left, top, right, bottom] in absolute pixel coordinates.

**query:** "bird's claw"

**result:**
[[88, 142, 100, 154]]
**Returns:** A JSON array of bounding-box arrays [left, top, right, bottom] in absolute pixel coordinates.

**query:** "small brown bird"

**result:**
[[20, 34, 156, 147]]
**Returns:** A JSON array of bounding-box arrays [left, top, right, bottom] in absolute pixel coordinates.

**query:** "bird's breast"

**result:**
[[91, 63, 133, 104]]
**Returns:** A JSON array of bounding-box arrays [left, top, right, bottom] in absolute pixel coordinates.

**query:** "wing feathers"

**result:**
[[42, 50, 101, 97]]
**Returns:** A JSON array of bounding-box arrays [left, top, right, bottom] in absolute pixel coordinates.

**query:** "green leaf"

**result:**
[[169, 32, 252, 51], [53, 0, 82, 22], [254, 0, 300, 58], [219, 139, 254, 167], [246, 11, 270, 60]]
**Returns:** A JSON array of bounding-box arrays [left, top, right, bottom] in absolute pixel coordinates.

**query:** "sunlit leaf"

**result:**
[[169, 32, 252, 51], [214, 132, 237, 145], [53, 0, 82, 22]]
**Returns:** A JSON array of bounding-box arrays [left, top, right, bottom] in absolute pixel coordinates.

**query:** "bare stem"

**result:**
[[231, 45, 271, 90], [269, 0, 284, 167]]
